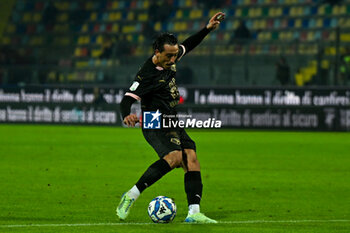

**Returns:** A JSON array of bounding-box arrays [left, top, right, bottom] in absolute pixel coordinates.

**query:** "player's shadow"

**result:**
[[0, 216, 58, 221], [206, 209, 257, 218]]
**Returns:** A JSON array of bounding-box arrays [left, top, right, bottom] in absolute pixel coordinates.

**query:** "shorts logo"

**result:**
[[170, 138, 181, 145], [143, 110, 162, 129]]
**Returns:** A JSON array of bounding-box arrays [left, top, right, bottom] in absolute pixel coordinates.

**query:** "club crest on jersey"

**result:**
[[171, 64, 176, 72], [129, 81, 140, 91]]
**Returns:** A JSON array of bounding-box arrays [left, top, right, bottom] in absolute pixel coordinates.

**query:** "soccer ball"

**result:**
[[147, 196, 176, 223]]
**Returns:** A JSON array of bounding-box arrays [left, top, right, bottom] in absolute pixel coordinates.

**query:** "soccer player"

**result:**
[[117, 12, 225, 223]]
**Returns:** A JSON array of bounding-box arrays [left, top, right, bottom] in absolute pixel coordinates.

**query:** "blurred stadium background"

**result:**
[[1, 1, 350, 232], [0, 0, 349, 130]]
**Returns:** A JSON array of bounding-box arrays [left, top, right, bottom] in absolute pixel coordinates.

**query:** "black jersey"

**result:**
[[120, 27, 211, 119], [125, 45, 186, 115]]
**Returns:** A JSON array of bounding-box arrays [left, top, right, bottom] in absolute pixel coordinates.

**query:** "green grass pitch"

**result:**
[[0, 124, 349, 233]]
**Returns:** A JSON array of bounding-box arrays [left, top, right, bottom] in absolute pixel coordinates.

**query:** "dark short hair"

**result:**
[[153, 33, 178, 53]]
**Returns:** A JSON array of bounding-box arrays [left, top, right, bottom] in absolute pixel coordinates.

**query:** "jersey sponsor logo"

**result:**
[[129, 81, 140, 91], [143, 110, 162, 129]]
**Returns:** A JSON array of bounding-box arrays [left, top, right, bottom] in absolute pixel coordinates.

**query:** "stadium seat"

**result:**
[[6, 24, 16, 34]]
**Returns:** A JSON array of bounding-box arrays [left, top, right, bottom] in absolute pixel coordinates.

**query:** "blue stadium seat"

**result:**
[[288, 19, 294, 28], [323, 18, 331, 28], [283, 7, 289, 16], [302, 19, 309, 28]]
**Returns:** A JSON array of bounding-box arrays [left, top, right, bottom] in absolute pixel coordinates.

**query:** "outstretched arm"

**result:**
[[181, 12, 225, 55]]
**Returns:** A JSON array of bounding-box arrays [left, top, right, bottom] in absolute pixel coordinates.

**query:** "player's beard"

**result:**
[[165, 62, 174, 69]]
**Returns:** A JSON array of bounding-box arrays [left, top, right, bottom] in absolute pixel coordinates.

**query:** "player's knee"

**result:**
[[164, 150, 183, 168]]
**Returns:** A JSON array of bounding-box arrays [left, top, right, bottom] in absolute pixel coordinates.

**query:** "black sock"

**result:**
[[135, 159, 172, 193], [184, 171, 203, 205]]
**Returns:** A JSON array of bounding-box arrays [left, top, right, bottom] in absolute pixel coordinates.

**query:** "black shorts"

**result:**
[[142, 128, 196, 158]]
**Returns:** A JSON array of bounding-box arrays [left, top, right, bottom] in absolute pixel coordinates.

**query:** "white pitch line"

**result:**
[[0, 219, 349, 228]]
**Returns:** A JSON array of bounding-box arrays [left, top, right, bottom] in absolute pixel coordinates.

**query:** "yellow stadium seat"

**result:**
[[81, 24, 88, 33], [134, 46, 145, 56], [295, 72, 303, 86], [91, 49, 102, 58], [318, 5, 325, 15], [257, 32, 265, 40], [339, 5, 346, 14], [60, 37, 71, 46], [110, 12, 122, 21], [154, 22, 161, 31], [86, 1, 94, 10], [112, 24, 119, 32], [111, 1, 118, 9], [86, 72, 96, 81], [316, 18, 323, 27], [6, 24, 16, 33], [269, 7, 276, 17], [47, 71, 57, 82], [224, 32, 230, 41], [94, 60, 101, 66], [233, 20, 240, 29], [138, 13, 148, 21], [67, 73, 74, 81], [33, 13, 42, 22], [173, 22, 181, 32], [295, 19, 302, 28], [255, 8, 262, 17], [30, 36, 43, 46], [297, 6, 303, 16], [289, 7, 297, 16], [2, 37, 11, 45], [138, 35, 145, 43], [276, 7, 282, 16], [321, 60, 330, 69], [58, 73, 65, 82], [78, 36, 86, 45], [248, 8, 255, 17], [127, 12, 135, 20], [57, 13, 68, 22], [74, 48, 81, 57], [340, 33, 350, 41], [126, 25, 136, 33], [62, 2, 69, 10], [307, 31, 314, 41], [90, 12, 97, 21], [235, 8, 242, 17], [190, 9, 202, 19], [76, 61, 89, 68], [185, 0, 192, 7], [176, 10, 183, 19], [209, 9, 220, 17], [143, 0, 150, 8], [252, 20, 259, 30], [259, 20, 266, 29], [22, 12, 32, 23]]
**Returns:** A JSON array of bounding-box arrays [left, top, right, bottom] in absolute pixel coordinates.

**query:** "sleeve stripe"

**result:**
[[177, 44, 186, 61], [125, 92, 141, 101]]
